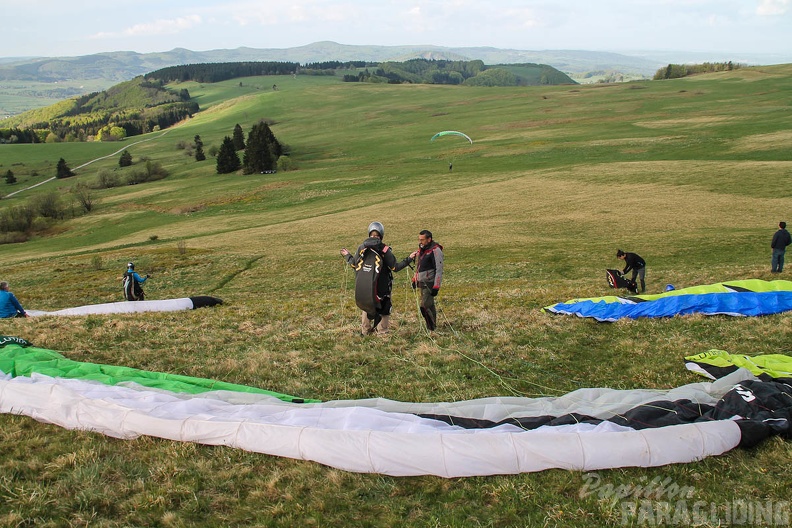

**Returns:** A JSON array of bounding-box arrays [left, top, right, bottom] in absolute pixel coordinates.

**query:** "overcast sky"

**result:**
[[2, 0, 790, 59]]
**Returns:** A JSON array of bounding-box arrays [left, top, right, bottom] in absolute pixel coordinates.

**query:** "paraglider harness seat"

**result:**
[[353, 244, 392, 331], [123, 270, 145, 301], [606, 269, 638, 294]]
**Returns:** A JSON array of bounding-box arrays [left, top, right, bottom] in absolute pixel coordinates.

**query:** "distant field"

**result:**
[[0, 78, 110, 116], [1, 66, 791, 527]]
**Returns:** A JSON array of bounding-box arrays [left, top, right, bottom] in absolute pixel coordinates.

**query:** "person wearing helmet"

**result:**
[[122, 262, 150, 301], [340, 222, 412, 335]]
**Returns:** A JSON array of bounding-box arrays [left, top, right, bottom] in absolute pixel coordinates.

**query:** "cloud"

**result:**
[[756, 0, 789, 15], [122, 15, 203, 36], [88, 14, 203, 41]]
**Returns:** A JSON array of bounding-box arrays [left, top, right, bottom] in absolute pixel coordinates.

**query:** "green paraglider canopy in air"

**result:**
[[430, 131, 473, 144]]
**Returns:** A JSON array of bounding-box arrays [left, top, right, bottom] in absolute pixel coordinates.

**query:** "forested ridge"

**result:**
[[2, 59, 574, 144]]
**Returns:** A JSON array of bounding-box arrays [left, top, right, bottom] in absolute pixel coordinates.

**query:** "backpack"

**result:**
[[606, 269, 638, 294], [122, 271, 145, 301], [353, 245, 391, 325]]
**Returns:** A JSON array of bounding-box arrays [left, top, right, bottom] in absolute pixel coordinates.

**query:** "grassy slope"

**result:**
[[1, 67, 792, 527]]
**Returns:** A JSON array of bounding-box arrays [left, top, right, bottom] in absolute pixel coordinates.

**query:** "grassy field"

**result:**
[[1, 66, 792, 527]]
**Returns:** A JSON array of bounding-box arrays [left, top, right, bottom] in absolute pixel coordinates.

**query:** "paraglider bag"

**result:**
[[122, 272, 145, 301], [606, 269, 638, 294]]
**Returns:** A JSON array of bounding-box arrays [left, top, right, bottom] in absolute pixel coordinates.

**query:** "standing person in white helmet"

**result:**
[[122, 262, 150, 301], [340, 222, 412, 335]]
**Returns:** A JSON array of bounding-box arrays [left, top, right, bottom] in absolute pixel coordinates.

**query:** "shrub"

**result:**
[[276, 155, 295, 172], [96, 169, 121, 189], [31, 191, 65, 220]]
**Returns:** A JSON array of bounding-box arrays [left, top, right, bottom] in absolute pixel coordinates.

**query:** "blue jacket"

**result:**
[[127, 270, 148, 284], [0, 290, 26, 318]]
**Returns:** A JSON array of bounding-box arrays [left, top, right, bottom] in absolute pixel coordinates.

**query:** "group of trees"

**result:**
[[653, 61, 742, 80], [3, 78, 198, 144], [0, 127, 40, 144], [341, 59, 573, 86], [216, 121, 282, 175], [0, 185, 95, 244], [344, 59, 485, 85], [146, 62, 300, 83]]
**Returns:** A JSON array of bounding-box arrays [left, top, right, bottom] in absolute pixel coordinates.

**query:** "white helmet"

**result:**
[[367, 221, 384, 239]]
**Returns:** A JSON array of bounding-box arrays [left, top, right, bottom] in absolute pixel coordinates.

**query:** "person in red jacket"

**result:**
[[409, 230, 444, 331]]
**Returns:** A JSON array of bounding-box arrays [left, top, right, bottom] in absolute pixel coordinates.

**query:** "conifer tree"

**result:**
[[194, 135, 206, 161], [216, 136, 241, 174], [243, 122, 278, 174], [232, 124, 245, 150], [119, 150, 133, 167], [56, 158, 75, 179]]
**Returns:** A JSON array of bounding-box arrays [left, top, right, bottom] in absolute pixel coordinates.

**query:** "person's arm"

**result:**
[[340, 248, 356, 266], [432, 247, 444, 293], [622, 255, 633, 274], [392, 253, 415, 272]]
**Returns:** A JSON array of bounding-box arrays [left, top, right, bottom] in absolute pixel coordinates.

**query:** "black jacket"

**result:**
[[771, 229, 792, 250], [622, 253, 646, 274]]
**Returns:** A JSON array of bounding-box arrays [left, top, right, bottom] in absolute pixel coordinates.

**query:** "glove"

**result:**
[[431, 288, 439, 297], [145, 274, 150, 279]]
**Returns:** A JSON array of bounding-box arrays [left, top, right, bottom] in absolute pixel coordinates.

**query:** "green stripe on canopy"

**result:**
[[0, 337, 318, 403]]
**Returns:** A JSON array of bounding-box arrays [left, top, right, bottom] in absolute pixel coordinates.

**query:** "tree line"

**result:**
[[146, 62, 300, 83], [653, 61, 743, 80], [1, 78, 197, 144], [341, 59, 573, 86]]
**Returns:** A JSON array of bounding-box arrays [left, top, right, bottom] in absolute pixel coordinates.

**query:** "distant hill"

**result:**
[[0, 42, 659, 116], [3, 41, 785, 116], [0, 42, 665, 83], [2, 58, 574, 142]]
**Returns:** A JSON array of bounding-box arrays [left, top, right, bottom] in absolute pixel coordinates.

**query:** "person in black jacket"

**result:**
[[408, 230, 444, 331], [341, 222, 411, 335], [771, 221, 792, 273], [616, 249, 646, 293]]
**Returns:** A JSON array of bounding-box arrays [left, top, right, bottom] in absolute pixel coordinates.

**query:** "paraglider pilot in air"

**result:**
[[341, 222, 412, 336], [123, 262, 150, 301]]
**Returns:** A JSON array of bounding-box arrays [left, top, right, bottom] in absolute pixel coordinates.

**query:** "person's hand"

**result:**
[[409, 251, 418, 259], [23, 313, 29, 318], [340, 248, 349, 256], [146, 274, 150, 279], [431, 288, 439, 297]]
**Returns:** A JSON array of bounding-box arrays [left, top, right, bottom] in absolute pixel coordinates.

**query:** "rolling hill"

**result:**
[[1, 64, 791, 526], [0, 42, 663, 116]]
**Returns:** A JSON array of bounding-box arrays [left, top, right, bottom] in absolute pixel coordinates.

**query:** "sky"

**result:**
[[2, 0, 791, 59]]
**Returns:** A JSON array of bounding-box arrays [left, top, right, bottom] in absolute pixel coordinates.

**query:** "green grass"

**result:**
[[2, 66, 792, 527]]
